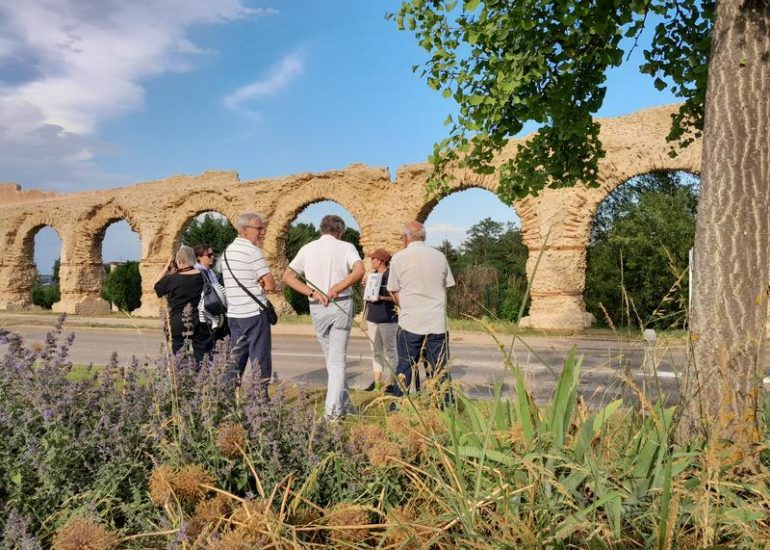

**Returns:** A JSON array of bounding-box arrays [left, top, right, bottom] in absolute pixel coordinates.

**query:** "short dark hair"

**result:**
[[320, 215, 346, 236], [193, 243, 212, 258]]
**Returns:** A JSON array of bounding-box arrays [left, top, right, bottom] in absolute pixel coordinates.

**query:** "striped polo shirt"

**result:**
[[223, 237, 271, 318]]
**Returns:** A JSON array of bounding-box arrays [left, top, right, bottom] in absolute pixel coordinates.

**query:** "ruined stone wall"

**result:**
[[0, 105, 700, 329]]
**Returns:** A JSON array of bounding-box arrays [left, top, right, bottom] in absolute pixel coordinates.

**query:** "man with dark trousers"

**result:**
[[387, 220, 455, 399]]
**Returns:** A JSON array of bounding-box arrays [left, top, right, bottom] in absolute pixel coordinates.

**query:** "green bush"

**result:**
[[101, 261, 141, 312], [585, 171, 697, 328], [30, 284, 60, 309]]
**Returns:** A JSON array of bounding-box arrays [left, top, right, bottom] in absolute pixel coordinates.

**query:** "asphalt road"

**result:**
[[1, 314, 687, 402]]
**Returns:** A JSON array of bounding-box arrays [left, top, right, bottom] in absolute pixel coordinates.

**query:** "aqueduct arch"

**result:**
[[0, 105, 702, 329]]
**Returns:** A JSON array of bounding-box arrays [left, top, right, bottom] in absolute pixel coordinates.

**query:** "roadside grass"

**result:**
[[66, 361, 385, 417], [0, 309, 692, 339]]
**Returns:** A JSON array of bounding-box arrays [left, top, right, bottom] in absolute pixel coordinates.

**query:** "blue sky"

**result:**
[[0, 1, 677, 274]]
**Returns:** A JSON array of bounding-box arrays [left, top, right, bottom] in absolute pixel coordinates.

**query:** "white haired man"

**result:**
[[223, 212, 276, 396], [387, 220, 455, 400], [282, 214, 365, 419]]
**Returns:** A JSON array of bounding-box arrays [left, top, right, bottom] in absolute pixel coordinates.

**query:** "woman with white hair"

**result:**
[[154, 245, 209, 364]]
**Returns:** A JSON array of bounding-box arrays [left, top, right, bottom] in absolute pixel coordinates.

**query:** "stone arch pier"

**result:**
[[0, 105, 701, 329]]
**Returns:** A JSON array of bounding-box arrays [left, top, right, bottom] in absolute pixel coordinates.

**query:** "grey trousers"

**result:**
[[366, 321, 398, 375], [310, 300, 354, 417]]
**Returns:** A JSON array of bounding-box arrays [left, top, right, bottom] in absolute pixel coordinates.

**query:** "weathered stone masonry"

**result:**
[[0, 105, 700, 329]]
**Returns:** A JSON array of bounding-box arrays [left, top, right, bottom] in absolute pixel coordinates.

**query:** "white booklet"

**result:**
[[363, 271, 383, 302]]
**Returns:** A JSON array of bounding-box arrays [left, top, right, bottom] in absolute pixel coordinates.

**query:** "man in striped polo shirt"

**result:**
[[282, 214, 365, 419], [223, 212, 276, 396]]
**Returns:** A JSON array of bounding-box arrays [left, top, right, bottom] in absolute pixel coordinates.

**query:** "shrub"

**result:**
[[30, 284, 60, 309], [101, 261, 141, 312]]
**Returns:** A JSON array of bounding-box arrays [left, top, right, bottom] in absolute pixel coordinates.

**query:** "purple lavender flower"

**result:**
[[1, 509, 42, 550]]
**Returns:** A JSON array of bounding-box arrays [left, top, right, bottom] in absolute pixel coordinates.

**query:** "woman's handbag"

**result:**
[[201, 272, 227, 317], [223, 253, 278, 325]]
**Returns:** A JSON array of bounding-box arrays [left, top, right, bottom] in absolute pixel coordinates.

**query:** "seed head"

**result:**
[[148, 464, 176, 506], [385, 507, 419, 550], [207, 530, 255, 550], [216, 422, 247, 458], [387, 413, 429, 456], [366, 440, 402, 467], [230, 499, 275, 527], [509, 424, 526, 451], [350, 423, 386, 452], [325, 504, 371, 546], [288, 507, 322, 526], [385, 506, 438, 550], [52, 517, 116, 550], [188, 493, 232, 539], [174, 464, 214, 504]]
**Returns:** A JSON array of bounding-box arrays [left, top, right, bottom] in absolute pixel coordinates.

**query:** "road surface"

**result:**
[[0, 313, 687, 402]]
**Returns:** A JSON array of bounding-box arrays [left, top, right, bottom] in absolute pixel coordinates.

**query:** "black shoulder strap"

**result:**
[[224, 250, 270, 313]]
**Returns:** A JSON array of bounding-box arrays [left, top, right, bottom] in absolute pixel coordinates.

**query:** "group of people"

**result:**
[[154, 212, 455, 419]]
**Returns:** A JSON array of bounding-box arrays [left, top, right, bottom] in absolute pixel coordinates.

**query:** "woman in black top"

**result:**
[[154, 245, 208, 364]]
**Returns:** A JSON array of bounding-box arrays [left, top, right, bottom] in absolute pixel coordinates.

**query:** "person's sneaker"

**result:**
[[364, 381, 376, 392]]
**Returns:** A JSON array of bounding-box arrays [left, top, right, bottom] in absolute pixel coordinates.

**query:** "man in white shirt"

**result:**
[[282, 214, 365, 419], [223, 212, 276, 396], [387, 221, 455, 398]]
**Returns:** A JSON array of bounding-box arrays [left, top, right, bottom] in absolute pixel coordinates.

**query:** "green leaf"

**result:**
[[657, 457, 673, 550], [548, 349, 582, 448], [721, 506, 765, 523], [457, 445, 516, 467]]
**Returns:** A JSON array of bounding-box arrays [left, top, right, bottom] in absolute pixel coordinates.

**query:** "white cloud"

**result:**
[[0, 0, 277, 190], [175, 38, 213, 56], [224, 52, 304, 112]]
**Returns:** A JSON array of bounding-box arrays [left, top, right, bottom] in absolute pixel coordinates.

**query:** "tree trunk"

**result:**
[[684, 0, 770, 445]]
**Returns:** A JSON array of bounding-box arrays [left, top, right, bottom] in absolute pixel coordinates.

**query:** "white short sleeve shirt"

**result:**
[[288, 235, 363, 299], [387, 241, 455, 335]]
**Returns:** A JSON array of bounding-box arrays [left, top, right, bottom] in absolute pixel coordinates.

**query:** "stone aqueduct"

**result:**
[[0, 105, 700, 329]]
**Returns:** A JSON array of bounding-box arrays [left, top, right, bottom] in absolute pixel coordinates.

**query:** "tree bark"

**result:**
[[684, 0, 770, 445]]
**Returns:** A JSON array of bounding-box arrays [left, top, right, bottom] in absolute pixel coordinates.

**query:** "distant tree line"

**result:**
[[182, 213, 237, 255]]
